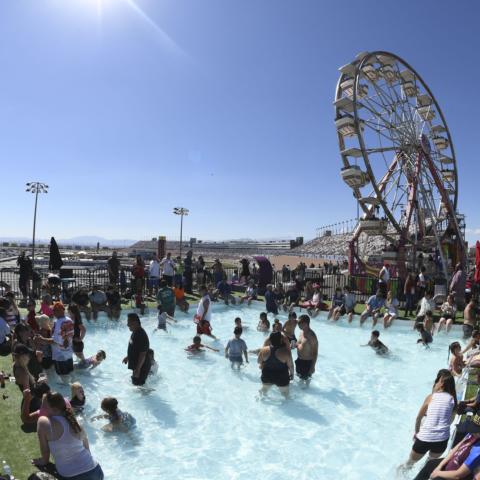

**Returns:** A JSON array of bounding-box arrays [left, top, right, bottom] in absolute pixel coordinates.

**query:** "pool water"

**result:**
[[51, 303, 462, 480]]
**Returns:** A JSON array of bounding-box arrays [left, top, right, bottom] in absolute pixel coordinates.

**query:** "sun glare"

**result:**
[[56, 0, 188, 58]]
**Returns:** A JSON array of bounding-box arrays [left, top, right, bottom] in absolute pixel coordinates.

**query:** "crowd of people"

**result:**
[[1, 249, 479, 479]]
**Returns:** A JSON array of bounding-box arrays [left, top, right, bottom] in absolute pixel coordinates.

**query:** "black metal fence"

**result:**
[[0, 266, 399, 306]]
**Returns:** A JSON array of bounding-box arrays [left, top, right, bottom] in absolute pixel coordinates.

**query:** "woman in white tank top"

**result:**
[[402, 369, 457, 468], [33, 392, 103, 480]]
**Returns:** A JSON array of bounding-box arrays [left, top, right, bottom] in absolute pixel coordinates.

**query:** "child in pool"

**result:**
[[225, 327, 248, 368], [186, 335, 219, 353], [155, 305, 177, 331], [257, 312, 270, 332], [70, 382, 86, 412], [196, 319, 217, 339], [449, 341, 465, 376], [148, 349, 158, 376], [362, 330, 388, 355], [77, 350, 106, 369], [234, 317, 247, 330], [415, 323, 433, 346], [91, 397, 135, 432]]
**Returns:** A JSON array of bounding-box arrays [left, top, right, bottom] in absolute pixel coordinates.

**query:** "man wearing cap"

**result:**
[[50, 302, 74, 377]]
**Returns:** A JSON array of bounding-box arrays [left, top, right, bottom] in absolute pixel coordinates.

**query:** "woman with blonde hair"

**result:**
[[32, 392, 103, 479], [36, 314, 53, 370], [383, 290, 399, 328], [70, 382, 86, 413]]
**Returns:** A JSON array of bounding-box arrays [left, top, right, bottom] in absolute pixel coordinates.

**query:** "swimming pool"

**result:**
[[51, 303, 463, 480]]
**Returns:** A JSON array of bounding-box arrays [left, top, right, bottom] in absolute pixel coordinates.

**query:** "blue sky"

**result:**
[[0, 0, 478, 244]]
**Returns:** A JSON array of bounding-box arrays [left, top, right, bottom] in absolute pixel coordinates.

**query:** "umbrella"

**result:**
[[49, 236, 64, 271], [475, 241, 480, 284]]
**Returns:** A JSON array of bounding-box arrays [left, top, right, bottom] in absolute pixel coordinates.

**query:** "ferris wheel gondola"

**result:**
[[334, 51, 466, 280]]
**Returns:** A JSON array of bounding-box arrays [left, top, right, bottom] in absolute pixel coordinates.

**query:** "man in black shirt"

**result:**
[[107, 251, 121, 286], [17, 251, 33, 300], [183, 250, 193, 294], [123, 313, 151, 385]]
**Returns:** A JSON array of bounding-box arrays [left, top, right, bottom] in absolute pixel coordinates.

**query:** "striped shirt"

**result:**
[[417, 392, 454, 442]]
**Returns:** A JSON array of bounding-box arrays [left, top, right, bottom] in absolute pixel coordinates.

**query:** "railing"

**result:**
[[1, 266, 401, 306]]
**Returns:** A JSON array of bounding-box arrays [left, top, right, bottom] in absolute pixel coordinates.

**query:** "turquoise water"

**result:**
[[50, 304, 461, 480]]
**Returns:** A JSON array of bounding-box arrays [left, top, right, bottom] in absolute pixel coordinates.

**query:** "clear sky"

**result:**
[[0, 0, 478, 244]]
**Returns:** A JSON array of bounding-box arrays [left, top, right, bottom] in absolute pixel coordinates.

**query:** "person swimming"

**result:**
[[415, 324, 433, 346], [362, 330, 388, 355], [257, 312, 270, 333], [186, 335, 219, 353], [76, 350, 106, 369], [91, 396, 135, 432]]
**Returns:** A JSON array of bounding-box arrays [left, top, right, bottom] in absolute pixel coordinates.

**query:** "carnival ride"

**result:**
[[335, 51, 466, 281]]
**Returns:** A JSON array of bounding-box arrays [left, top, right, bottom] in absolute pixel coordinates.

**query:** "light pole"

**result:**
[[173, 207, 189, 259], [26, 182, 49, 267]]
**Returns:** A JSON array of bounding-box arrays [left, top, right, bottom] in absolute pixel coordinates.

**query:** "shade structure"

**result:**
[[475, 241, 480, 284], [49, 236, 63, 271]]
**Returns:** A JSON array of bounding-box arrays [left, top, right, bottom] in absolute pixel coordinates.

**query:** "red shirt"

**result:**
[[196, 321, 212, 335], [27, 311, 38, 332]]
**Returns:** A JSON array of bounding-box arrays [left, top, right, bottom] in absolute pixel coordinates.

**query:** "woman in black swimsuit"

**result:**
[[258, 332, 294, 397]]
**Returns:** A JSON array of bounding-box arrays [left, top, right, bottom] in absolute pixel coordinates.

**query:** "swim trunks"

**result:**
[[464, 324, 474, 339], [295, 358, 313, 379], [229, 355, 243, 364]]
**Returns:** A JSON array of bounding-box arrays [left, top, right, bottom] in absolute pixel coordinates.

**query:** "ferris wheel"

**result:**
[[334, 51, 466, 280]]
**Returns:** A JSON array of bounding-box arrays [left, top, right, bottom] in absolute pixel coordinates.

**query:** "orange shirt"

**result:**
[[173, 287, 185, 301]]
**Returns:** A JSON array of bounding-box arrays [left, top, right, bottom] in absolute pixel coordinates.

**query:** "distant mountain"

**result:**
[[0, 236, 136, 247], [59, 236, 136, 247]]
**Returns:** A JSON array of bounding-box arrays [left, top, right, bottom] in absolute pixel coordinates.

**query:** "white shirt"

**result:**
[[161, 257, 175, 277], [418, 297, 435, 317], [379, 266, 390, 283], [386, 298, 399, 315], [52, 316, 74, 361], [0, 317, 10, 343], [149, 259, 161, 278], [196, 295, 212, 322], [417, 392, 455, 442]]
